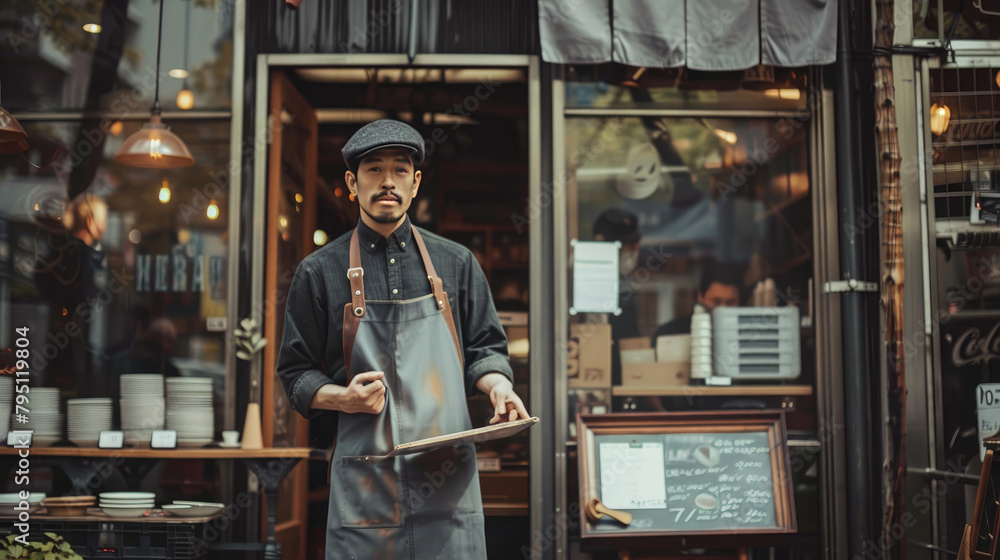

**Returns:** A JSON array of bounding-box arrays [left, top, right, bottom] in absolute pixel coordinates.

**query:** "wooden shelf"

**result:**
[[611, 385, 813, 397], [483, 502, 529, 516], [0, 447, 319, 459], [1, 508, 222, 523]]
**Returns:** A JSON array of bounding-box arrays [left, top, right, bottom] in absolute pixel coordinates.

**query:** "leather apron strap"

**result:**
[[342, 226, 463, 379]]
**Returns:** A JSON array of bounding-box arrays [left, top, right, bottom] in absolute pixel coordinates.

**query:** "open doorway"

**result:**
[[260, 60, 533, 559]]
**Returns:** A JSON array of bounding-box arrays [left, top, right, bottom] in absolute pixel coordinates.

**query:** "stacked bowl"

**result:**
[[121, 374, 165, 447], [165, 378, 214, 448], [0, 376, 13, 439], [67, 398, 112, 447], [99, 492, 154, 518], [0, 493, 44, 516], [16, 387, 62, 446]]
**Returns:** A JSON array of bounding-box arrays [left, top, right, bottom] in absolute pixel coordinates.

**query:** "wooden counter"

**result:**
[[0, 447, 319, 459]]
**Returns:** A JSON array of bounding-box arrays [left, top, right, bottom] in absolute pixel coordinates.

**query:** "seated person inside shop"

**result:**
[[650, 261, 743, 340], [645, 262, 744, 411]]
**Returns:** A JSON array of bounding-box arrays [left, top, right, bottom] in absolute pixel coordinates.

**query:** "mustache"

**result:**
[[371, 192, 401, 203]]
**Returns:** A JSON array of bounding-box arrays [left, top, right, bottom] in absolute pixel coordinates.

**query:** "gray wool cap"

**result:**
[[341, 119, 425, 171]]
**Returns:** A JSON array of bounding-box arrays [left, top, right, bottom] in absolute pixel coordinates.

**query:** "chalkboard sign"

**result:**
[[578, 411, 796, 549]]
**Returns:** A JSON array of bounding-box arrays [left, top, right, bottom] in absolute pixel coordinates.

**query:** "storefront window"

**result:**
[[564, 114, 815, 416], [0, 117, 231, 433], [562, 66, 819, 557], [924, 63, 1000, 554], [914, 0, 1000, 40], [0, 0, 233, 113]]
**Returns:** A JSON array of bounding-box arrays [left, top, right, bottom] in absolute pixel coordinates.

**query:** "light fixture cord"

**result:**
[[181, 0, 190, 90], [152, 0, 165, 115]]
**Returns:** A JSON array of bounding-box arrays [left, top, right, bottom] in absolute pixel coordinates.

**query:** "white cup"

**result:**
[[221, 431, 240, 446]]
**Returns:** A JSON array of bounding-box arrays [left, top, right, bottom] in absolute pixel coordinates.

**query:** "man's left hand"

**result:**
[[477, 373, 530, 425]]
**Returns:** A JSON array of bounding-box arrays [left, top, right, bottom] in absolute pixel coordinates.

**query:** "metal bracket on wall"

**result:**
[[823, 279, 879, 293]]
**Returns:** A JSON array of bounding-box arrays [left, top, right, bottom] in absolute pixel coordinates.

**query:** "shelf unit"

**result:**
[[611, 385, 814, 397]]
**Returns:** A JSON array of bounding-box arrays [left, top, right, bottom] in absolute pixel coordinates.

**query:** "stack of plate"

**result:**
[[15, 387, 62, 446], [121, 374, 165, 446], [67, 398, 113, 447], [0, 376, 13, 439], [0, 493, 44, 516], [99, 492, 154, 518], [166, 378, 214, 448], [42, 495, 96, 516]]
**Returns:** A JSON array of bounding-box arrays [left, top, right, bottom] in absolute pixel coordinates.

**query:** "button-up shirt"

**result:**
[[277, 217, 513, 418]]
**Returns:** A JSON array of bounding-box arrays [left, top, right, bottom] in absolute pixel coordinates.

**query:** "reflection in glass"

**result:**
[[0, 118, 230, 428]]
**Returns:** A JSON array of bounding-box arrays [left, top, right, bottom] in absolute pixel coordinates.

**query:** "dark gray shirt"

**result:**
[[277, 216, 513, 418]]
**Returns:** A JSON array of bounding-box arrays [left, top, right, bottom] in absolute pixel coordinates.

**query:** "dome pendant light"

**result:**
[[114, 0, 193, 168], [0, 83, 28, 155]]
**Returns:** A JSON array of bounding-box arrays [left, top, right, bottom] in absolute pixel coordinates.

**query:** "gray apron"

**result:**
[[327, 226, 487, 560]]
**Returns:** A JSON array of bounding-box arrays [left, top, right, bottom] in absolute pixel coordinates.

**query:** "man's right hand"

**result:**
[[340, 371, 386, 414]]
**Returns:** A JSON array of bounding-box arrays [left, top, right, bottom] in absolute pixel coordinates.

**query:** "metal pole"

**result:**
[[408, 0, 420, 62], [834, 0, 881, 557]]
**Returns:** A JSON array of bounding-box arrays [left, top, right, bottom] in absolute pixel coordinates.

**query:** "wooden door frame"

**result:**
[[251, 52, 543, 558], [260, 68, 317, 559]]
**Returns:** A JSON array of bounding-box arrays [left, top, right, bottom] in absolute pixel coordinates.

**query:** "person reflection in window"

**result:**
[[34, 193, 110, 396], [651, 261, 742, 340], [592, 208, 642, 389], [593, 208, 642, 339]]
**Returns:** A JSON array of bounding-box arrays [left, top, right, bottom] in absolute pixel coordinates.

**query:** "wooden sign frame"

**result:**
[[577, 410, 797, 550]]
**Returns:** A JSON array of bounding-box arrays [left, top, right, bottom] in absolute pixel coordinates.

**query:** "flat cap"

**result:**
[[342, 119, 425, 171]]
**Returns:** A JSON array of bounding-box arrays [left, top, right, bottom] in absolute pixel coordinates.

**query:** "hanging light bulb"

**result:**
[[313, 229, 329, 246], [113, 0, 193, 168], [176, 82, 194, 110], [158, 180, 171, 203], [0, 83, 28, 155], [206, 200, 220, 220], [930, 102, 951, 136]]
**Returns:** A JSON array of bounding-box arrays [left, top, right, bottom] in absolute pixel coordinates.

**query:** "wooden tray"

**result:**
[[363, 417, 539, 458]]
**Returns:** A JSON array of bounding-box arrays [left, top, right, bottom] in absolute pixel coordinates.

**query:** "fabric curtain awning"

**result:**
[[539, 0, 837, 70]]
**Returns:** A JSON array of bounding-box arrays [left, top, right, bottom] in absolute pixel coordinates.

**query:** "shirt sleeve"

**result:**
[[458, 252, 514, 396], [277, 262, 336, 419]]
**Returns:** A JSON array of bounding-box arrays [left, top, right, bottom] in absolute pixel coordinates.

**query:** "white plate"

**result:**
[[100, 492, 155, 500], [165, 503, 222, 517], [100, 507, 150, 518], [217, 442, 240, 448], [100, 502, 155, 508]]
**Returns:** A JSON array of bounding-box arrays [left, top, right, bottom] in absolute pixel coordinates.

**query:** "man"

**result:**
[[277, 119, 529, 559], [651, 261, 742, 340]]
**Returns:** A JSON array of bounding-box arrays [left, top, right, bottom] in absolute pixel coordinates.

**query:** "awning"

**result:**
[[539, 0, 837, 70]]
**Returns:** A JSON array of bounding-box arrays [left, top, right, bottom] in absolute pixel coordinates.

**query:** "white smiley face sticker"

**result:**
[[616, 143, 661, 200]]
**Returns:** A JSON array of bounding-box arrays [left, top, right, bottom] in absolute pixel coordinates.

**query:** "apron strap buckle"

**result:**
[[347, 267, 364, 279]]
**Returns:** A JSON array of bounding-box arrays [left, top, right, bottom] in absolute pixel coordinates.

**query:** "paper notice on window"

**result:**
[[571, 241, 620, 314], [599, 441, 667, 510], [977, 384, 1000, 461]]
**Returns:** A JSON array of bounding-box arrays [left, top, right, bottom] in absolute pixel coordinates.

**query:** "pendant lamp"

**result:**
[[114, 0, 194, 168], [0, 84, 28, 155]]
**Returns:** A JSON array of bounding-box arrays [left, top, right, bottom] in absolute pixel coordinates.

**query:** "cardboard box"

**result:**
[[619, 337, 651, 351], [569, 324, 612, 388], [622, 361, 691, 387], [655, 334, 691, 363]]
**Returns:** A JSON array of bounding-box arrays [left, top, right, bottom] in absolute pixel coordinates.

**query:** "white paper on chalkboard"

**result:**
[[599, 441, 667, 510], [976, 383, 1000, 461], [571, 241, 621, 315]]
